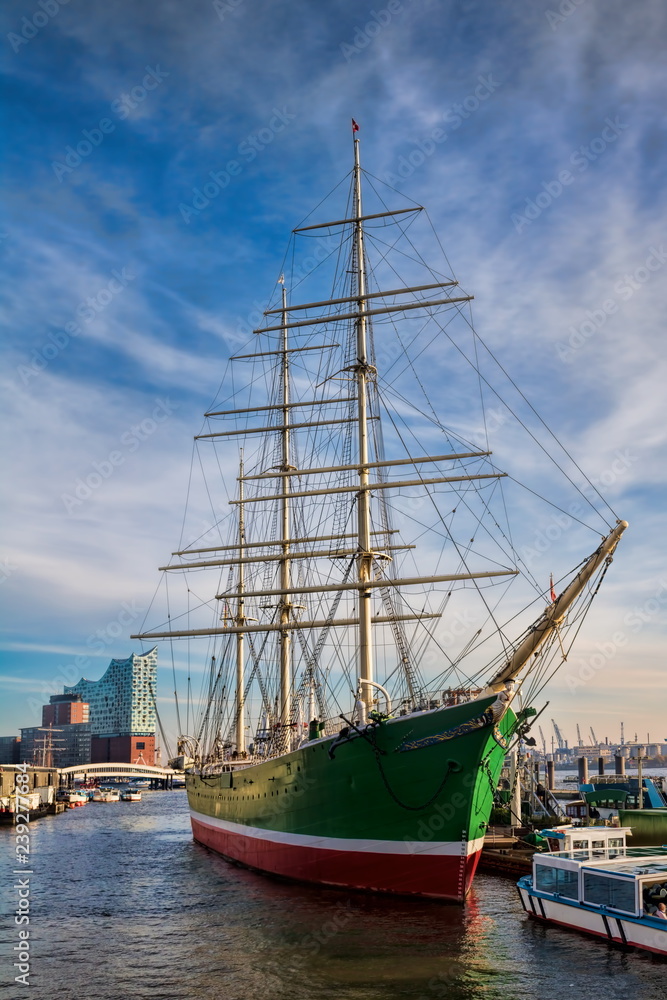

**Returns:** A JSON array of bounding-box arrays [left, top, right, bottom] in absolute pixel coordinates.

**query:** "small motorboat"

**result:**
[[120, 790, 142, 801], [65, 791, 87, 807], [92, 788, 120, 803], [518, 826, 667, 955]]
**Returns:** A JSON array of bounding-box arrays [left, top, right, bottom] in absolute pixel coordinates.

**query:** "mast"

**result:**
[[352, 126, 374, 721], [130, 134, 629, 764], [483, 519, 628, 693], [235, 453, 246, 753], [278, 282, 292, 734]]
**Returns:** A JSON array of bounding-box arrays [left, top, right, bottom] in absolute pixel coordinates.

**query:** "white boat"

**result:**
[[120, 790, 142, 801], [92, 788, 120, 802], [65, 791, 87, 807], [0, 791, 44, 823], [518, 828, 667, 955]]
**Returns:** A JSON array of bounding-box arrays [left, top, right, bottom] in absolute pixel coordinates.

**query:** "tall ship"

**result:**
[[134, 125, 627, 901]]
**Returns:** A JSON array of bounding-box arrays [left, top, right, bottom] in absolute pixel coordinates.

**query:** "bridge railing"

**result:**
[[58, 762, 178, 777]]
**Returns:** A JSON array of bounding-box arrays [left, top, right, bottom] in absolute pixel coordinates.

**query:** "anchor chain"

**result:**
[[367, 726, 461, 811]]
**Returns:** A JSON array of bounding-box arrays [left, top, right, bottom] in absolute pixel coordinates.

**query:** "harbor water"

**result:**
[[1, 790, 663, 1000]]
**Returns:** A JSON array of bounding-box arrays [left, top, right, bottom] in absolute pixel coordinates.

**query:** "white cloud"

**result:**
[[2, 0, 665, 741]]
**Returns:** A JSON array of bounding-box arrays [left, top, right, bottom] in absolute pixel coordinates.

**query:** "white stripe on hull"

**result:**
[[519, 888, 667, 955], [190, 807, 484, 857]]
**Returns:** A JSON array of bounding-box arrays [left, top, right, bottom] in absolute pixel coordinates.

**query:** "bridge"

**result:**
[[59, 762, 180, 784]]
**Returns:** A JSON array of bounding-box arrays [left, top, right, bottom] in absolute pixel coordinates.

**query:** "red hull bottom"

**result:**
[[191, 815, 481, 901]]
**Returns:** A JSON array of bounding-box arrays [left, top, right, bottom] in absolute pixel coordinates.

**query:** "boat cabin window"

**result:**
[[534, 864, 579, 899], [572, 840, 588, 850], [582, 873, 636, 913]]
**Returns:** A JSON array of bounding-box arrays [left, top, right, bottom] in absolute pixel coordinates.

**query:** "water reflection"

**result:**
[[0, 791, 663, 1000]]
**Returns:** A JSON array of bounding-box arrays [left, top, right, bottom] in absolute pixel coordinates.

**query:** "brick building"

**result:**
[[42, 693, 89, 726]]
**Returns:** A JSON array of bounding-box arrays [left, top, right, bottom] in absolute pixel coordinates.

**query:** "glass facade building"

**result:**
[[65, 647, 158, 739]]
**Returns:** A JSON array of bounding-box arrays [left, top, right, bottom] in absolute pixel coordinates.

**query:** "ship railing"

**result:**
[[201, 757, 267, 775], [548, 846, 667, 862], [321, 717, 345, 737], [314, 694, 475, 740]]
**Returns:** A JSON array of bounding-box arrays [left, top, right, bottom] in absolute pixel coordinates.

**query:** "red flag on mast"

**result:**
[[352, 118, 359, 132], [550, 574, 557, 603]]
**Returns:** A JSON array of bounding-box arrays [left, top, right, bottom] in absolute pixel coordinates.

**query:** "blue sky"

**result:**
[[1, 0, 666, 751]]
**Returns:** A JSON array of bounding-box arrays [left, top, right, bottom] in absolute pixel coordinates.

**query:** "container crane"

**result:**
[[538, 725, 547, 756], [552, 719, 567, 750], [576, 724, 583, 747], [590, 726, 598, 746]]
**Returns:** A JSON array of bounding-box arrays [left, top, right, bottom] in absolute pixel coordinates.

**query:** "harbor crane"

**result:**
[[552, 719, 567, 750], [590, 726, 598, 746], [576, 724, 583, 747], [538, 725, 547, 756]]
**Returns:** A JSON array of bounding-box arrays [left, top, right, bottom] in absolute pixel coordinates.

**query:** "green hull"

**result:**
[[187, 696, 518, 899], [619, 809, 667, 847]]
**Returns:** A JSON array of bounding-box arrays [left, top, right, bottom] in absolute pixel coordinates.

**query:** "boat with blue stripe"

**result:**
[[518, 827, 667, 955]]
